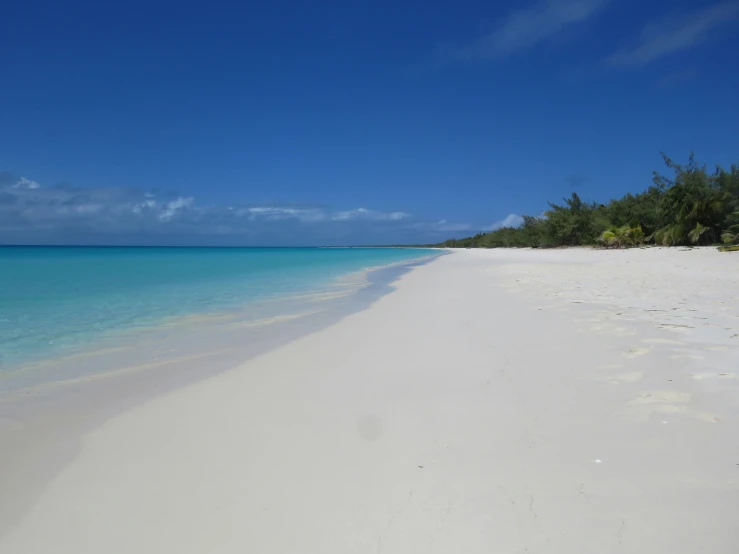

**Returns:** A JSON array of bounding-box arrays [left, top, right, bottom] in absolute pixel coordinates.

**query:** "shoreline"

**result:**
[[0, 251, 442, 393], [2, 248, 738, 552], [0, 254, 442, 537]]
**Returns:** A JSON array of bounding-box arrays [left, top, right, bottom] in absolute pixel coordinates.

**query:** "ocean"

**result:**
[[0, 246, 438, 385]]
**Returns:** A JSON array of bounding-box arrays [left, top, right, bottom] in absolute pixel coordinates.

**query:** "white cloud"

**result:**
[[248, 207, 303, 216], [332, 208, 366, 221], [446, 0, 608, 62], [132, 199, 157, 214], [159, 197, 194, 221], [331, 207, 411, 222], [238, 206, 326, 223], [0, 174, 437, 244], [13, 176, 41, 189], [608, 1, 739, 66], [485, 213, 524, 230]]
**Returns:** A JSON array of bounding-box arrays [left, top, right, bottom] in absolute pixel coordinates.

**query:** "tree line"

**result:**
[[435, 154, 739, 251]]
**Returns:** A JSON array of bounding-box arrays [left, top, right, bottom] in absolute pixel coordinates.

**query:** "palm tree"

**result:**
[[688, 222, 710, 245], [721, 212, 739, 250], [626, 225, 645, 246], [599, 225, 643, 248], [599, 226, 626, 248], [651, 223, 687, 246], [598, 228, 618, 248], [722, 228, 739, 245]]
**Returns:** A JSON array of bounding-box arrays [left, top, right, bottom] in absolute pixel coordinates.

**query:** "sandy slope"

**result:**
[[1, 248, 738, 553]]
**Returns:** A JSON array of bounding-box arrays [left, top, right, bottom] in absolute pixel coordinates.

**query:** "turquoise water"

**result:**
[[0, 246, 436, 369]]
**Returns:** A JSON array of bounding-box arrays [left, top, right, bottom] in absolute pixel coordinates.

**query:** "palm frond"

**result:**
[[688, 222, 709, 245]]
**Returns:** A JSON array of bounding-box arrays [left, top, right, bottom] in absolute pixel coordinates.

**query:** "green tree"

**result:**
[[651, 153, 730, 245], [545, 193, 598, 246], [433, 153, 738, 252], [721, 212, 739, 246]]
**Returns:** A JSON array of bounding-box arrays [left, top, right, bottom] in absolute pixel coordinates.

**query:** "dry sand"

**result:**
[[1, 247, 738, 553]]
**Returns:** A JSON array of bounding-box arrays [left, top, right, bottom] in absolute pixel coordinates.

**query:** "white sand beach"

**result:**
[[1, 248, 738, 553]]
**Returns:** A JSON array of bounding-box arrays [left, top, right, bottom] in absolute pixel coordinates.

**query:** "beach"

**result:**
[[1, 247, 738, 553]]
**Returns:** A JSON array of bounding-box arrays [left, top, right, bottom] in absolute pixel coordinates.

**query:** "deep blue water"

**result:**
[[0, 246, 436, 369]]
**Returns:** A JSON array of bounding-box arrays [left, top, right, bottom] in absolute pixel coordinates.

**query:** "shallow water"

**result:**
[[0, 247, 437, 377]]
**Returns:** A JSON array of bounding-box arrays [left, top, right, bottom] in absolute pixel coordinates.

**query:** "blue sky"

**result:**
[[1, 0, 738, 245]]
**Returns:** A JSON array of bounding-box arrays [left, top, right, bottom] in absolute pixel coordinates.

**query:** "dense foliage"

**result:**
[[437, 154, 739, 251]]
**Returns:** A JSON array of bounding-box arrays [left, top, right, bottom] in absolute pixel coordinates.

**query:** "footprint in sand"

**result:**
[[693, 412, 721, 423], [611, 326, 637, 337], [691, 372, 736, 381], [622, 347, 651, 359], [642, 338, 686, 346], [626, 390, 720, 423], [670, 347, 706, 359], [657, 324, 693, 334], [627, 391, 691, 416], [604, 372, 644, 384]]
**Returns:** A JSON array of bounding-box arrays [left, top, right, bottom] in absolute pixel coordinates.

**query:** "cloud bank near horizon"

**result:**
[[0, 172, 499, 246]]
